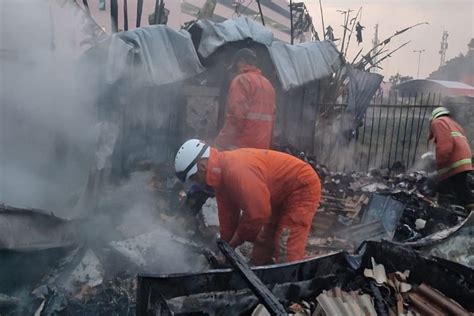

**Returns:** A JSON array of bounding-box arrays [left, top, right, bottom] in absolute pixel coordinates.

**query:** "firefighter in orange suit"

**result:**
[[429, 107, 473, 210], [215, 48, 276, 150], [175, 139, 321, 265]]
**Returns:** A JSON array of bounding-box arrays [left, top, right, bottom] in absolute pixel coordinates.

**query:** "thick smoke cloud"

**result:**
[[0, 0, 99, 215], [0, 0, 208, 278]]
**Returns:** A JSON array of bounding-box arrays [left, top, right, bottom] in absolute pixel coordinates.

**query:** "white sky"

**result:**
[[303, 0, 474, 80]]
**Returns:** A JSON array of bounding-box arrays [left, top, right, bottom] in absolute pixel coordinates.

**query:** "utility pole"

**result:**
[[439, 31, 448, 67], [371, 24, 379, 73], [413, 49, 425, 79]]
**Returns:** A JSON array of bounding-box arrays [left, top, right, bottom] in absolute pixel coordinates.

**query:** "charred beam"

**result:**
[[217, 239, 287, 316]]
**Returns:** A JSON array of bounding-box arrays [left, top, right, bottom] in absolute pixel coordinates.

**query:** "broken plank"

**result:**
[[217, 239, 287, 316]]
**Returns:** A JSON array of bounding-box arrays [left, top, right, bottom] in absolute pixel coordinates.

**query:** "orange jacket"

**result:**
[[206, 148, 320, 243], [429, 116, 472, 180], [215, 65, 276, 150]]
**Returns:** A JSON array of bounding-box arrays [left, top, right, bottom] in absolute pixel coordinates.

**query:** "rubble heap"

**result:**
[[137, 240, 473, 315], [269, 257, 471, 316], [276, 144, 472, 256]]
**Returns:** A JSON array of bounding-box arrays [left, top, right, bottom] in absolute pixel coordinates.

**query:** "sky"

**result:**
[[303, 0, 474, 80]]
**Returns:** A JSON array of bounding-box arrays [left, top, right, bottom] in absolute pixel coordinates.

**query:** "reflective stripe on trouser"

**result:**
[[251, 213, 314, 265], [438, 158, 472, 175], [246, 112, 274, 122], [251, 179, 321, 265], [451, 131, 466, 138]]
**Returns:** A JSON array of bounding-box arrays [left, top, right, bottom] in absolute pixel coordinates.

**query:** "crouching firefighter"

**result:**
[[429, 107, 474, 210], [175, 139, 321, 265]]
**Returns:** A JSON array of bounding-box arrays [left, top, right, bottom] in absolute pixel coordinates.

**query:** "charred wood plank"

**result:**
[[217, 238, 286, 316]]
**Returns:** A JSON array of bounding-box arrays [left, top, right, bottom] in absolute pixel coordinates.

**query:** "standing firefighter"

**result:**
[[175, 139, 321, 265], [429, 107, 474, 210], [215, 48, 276, 150]]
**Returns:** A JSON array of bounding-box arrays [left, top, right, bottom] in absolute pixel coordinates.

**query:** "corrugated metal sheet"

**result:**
[[106, 25, 205, 86], [193, 17, 342, 91], [409, 283, 470, 316], [193, 17, 274, 58], [315, 289, 377, 316], [268, 40, 342, 91], [346, 65, 384, 122]]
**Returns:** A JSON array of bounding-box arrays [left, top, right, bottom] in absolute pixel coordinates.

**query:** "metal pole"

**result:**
[[136, 0, 143, 27], [154, 0, 163, 24], [367, 105, 376, 171], [414, 49, 425, 79], [319, 0, 325, 38], [110, 0, 118, 33], [394, 94, 406, 164], [256, 0, 265, 26], [374, 95, 383, 167], [290, 0, 294, 44], [158, 0, 164, 24], [82, 0, 90, 16], [381, 101, 390, 169], [123, 0, 128, 31], [406, 95, 418, 168]]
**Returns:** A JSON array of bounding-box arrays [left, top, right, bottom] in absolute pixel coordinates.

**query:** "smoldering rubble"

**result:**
[[1, 147, 472, 315], [136, 147, 473, 315]]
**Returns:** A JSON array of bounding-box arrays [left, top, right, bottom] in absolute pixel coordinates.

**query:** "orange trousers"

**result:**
[[250, 178, 321, 265]]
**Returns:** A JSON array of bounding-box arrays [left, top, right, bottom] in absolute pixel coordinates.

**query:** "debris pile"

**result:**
[[0, 171, 212, 316], [264, 258, 471, 316], [138, 240, 473, 315], [28, 274, 136, 316], [275, 144, 471, 256], [1, 151, 471, 315]]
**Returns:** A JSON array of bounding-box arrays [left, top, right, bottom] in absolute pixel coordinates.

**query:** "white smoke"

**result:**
[[0, 0, 101, 215]]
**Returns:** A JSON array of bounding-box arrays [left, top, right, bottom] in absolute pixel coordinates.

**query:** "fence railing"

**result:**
[[311, 92, 443, 172]]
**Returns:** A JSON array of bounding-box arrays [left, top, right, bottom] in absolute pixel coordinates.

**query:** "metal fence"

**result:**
[[312, 92, 443, 172]]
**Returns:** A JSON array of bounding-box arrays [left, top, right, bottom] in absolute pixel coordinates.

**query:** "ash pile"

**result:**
[[0, 169, 214, 316]]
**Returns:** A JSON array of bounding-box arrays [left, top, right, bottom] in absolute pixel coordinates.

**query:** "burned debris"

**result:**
[[137, 241, 473, 315], [275, 145, 472, 256]]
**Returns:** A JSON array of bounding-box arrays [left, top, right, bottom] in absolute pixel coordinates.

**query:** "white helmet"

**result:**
[[175, 139, 210, 182], [431, 107, 450, 120]]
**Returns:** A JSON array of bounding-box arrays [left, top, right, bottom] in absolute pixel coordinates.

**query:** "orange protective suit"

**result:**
[[215, 65, 276, 150], [429, 116, 472, 180], [206, 148, 321, 265]]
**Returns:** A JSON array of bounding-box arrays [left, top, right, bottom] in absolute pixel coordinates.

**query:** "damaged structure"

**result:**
[[1, 2, 473, 316]]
